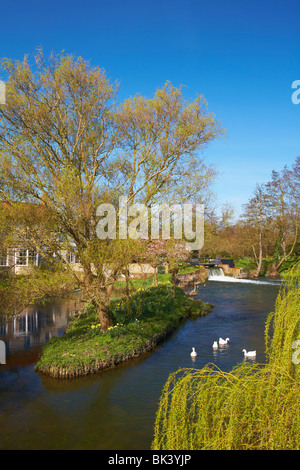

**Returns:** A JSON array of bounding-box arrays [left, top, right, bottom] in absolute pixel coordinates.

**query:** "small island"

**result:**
[[35, 282, 213, 378]]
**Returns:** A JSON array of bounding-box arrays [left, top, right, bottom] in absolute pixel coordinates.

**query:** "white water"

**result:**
[[208, 267, 282, 285]]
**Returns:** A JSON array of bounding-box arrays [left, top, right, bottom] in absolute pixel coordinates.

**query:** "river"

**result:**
[[0, 276, 282, 450]]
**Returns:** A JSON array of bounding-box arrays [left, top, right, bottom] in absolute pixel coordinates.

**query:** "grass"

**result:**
[[234, 256, 299, 278], [114, 272, 172, 292], [35, 285, 213, 378], [113, 265, 207, 297], [277, 259, 300, 279], [233, 256, 257, 270], [152, 263, 300, 450]]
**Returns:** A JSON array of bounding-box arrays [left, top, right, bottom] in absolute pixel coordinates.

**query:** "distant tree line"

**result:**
[[201, 157, 299, 276]]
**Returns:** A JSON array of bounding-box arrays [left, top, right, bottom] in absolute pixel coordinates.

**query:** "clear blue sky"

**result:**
[[1, 0, 299, 218]]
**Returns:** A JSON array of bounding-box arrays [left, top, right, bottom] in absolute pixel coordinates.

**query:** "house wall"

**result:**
[[128, 263, 155, 275], [0, 247, 156, 278]]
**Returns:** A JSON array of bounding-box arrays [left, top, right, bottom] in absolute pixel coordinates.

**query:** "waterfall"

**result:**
[[208, 267, 225, 278], [208, 266, 282, 285]]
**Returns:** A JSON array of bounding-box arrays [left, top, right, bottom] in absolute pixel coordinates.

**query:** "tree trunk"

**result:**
[[124, 268, 130, 302], [269, 262, 279, 278], [274, 224, 298, 273], [154, 266, 158, 286], [98, 303, 114, 332], [256, 231, 263, 277], [171, 267, 178, 298], [93, 284, 114, 333], [252, 245, 258, 265]]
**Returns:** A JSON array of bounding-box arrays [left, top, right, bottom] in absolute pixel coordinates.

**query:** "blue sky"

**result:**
[[1, 0, 299, 218]]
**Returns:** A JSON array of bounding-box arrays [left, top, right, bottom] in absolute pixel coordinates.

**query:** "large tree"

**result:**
[[241, 184, 270, 276], [0, 50, 223, 330]]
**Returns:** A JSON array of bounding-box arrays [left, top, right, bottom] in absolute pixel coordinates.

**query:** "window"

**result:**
[[15, 249, 27, 266], [28, 250, 38, 265], [0, 250, 8, 266], [68, 252, 77, 263], [14, 249, 39, 266]]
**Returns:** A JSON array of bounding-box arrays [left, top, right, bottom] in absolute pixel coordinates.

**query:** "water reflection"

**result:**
[[0, 296, 85, 359]]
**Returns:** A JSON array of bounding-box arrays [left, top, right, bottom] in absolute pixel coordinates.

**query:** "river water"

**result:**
[[0, 276, 282, 450]]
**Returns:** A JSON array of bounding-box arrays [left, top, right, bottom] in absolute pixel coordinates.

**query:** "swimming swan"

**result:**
[[242, 349, 256, 357], [219, 337, 230, 345], [212, 341, 218, 349], [190, 347, 197, 357]]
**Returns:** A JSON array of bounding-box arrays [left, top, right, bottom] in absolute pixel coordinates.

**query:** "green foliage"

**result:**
[[234, 256, 298, 278], [0, 266, 77, 320], [152, 264, 300, 450], [114, 273, 172, 292], [277, 258, 300, 277], [233, 257, 257, 270], [35, 286, 213, 377]]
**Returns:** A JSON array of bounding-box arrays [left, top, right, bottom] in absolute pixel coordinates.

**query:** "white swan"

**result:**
[[242, 349, 256, 357], [219, 337, 230, 345], [212, 341, 218, 349], [190, 347, 197, 357]]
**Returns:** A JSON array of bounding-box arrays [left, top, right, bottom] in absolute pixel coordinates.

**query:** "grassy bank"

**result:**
[[234, 256, 299, 278], [35, 285, 213, 379], [152, 265, 300, 450]]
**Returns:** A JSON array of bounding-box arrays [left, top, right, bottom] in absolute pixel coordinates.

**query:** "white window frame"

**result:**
[[14, 249, 39, 267], [0, 249, 8, 266], [68, 252, 77, 263]]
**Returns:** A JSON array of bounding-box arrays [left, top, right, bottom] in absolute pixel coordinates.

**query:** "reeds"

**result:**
[[152, 264, 300, 450]]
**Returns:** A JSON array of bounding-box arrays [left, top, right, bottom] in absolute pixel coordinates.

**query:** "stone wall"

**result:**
[[177, 267, 209, 286], [219, 264, 243, 278]]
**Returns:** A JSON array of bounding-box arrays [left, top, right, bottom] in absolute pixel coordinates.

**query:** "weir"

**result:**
[[208, 267, 282, 285], [208, 267, 225, 278]]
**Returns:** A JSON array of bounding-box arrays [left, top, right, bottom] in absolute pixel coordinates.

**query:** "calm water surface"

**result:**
[[0, 278, 281, 449]]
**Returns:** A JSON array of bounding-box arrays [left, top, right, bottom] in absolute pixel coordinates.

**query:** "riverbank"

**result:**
[[152, 267, 300, 450], [35, 285, 213, 379]]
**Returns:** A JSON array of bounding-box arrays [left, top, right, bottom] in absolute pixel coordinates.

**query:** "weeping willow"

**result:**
[[152, 264, 300, 450]]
